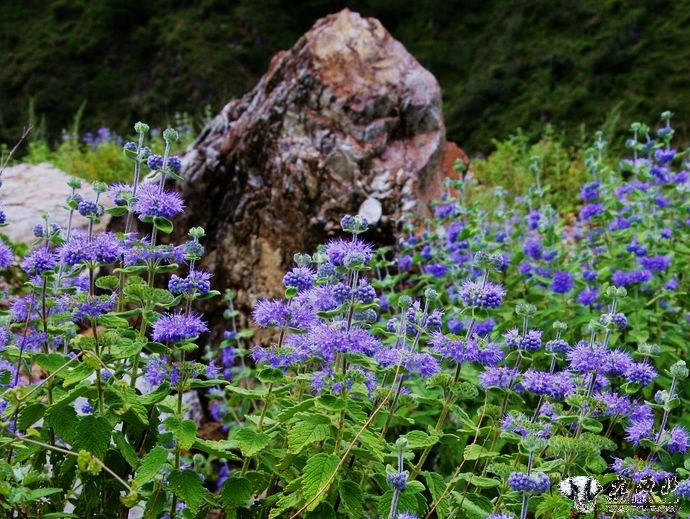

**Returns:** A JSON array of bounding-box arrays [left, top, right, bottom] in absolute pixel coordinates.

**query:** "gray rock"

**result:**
[[0, 163, 109, 244]]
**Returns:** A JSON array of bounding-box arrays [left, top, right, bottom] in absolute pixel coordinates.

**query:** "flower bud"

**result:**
[[134, 121, 150, 134], [552, 321, 568, 331], [399, 295, 413, 308], [669, 360, 689, 379], [424, 288, 439, 302], [294, 253, 311, 267], [163, 128, 179, 143], [638, 343, 661, 356]]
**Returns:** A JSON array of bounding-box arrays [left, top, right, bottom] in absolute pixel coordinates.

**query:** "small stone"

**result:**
[[358, 197, 382, 225]]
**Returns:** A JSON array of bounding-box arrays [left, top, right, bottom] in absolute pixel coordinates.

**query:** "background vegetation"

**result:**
[[2, 0, 690, 152]]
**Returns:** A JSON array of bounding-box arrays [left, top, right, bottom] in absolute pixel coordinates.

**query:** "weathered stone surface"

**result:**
[[178, 9, 447, 326], [0, 163, 109, 244]]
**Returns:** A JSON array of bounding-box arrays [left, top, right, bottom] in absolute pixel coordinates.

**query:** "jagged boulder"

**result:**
[[178, 9, 448, 325]]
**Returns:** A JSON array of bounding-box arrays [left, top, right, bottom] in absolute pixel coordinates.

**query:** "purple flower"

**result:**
[[168, 270, 212, 296], [145, 356, 169, 387], [521, 370, 575, 399], [675, 480, 690, 499], [545, 339, 570, 354], [639, 255, 671, 272], [567, 342, 608, 373], [425, 263, 448, 278], [458, 280, 506, 309], [387, 471, 409, 491], [21, 248, 57, 275], [147, 154, 164, 170], [94, 233, 122, 263], [655, 148, 676, 163], [625, 418, 654, 445], [0, 242, 14, 268], [550, 271, 573, 294], [77, 200, 101, 217], [487, 513, 516, 519], [397, 513, 419, 519], [283, 266, 315, 292], [398, 255, 413, 271], [473, 318, 496, 335], [519, 330, 542, 351], [523, 239, 542, 260], [508, 472, 550, 493], [581, 182, 600, 201], [625, 361, 657, 386], [668, 426, 689, 454], [109, 183, 133, 205], [324, 238, 374, 267], [579, 203, 604, 221], [58, 233, 94, 265], [133, 184, 185, 219], [152, 312, 208, 343], [611, 269, 652, 286], [596, 391, 632, 417], [602, 350, 633, 376], [480, 366, 517, 389]]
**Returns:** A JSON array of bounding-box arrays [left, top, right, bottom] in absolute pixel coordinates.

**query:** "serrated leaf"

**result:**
[[45, 405, 79, 443], [237, 428, 270, 457], [338, 480, 363, 518], [288, 416, 332, 454], [62, 363, 94, 387], [378, 489, 419, 517], [18, 403, 46, 430], [300, 453, 339, 511], [73, 416, 111, 459], [134, 446, 168, 486], [221, 476, 252, 509], [34, 353, 68, 373], [168, 469, 213, 510], [95, 275, 119, 291], [139, 382, 171, 405], [164, 417, 197, 451], [463, 443, 499, 461], [276, 398, 315, 422], [425, 471, 450, 518], [458, 492, 493, 519], [402, 430, 439, 449], [113, 431, 138, 469], [25, 488, 63, 501]]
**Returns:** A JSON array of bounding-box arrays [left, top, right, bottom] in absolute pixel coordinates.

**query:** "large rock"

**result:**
[[0, 163, 109, 244], [178, 9, 446, 325]]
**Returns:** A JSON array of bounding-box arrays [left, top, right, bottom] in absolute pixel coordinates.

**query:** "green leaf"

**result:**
[[107, 206, 129, 217], [34, 353, 68, 373], [458, 493, 493, 519], [300, 453, 339, 511], [62, 363, 94, 387], [73, 416, 112, 459], [221, 476, 252, 510], [18, 403, 47, 429], [113, 431, 138, 468], [581, 417, 603, 433], [424, 471, 450, 518], [153, 216, 174, 234], [95, 275, 120, 291], [317, 394, 347, 411], [164, 417, 197, 451], [276, 398, 315, 422], [25, 488, 63, 501], [288, 415, 332, 454], [139, 382, 171, 405], [97, 314, 130, 328], [237, 428, 271, 457], [402, 430, 439, 449], [168, 469, 213, 510], [463, 443, 499, 460], [257, 367, 285, 384], [45, 405, 79, 443], [338, 481, 363, 518], [134, 446, 169, 486], [378, 489, 419, 517]]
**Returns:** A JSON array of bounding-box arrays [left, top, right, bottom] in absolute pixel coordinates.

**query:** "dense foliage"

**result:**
[[0, 112, 689, 519], [3, 1, 690, 151]]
